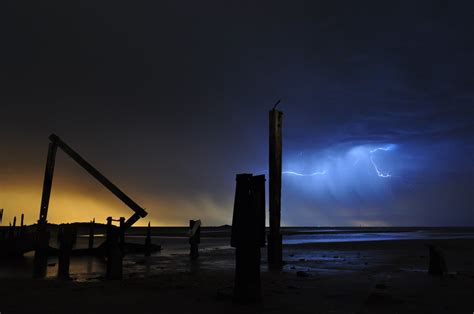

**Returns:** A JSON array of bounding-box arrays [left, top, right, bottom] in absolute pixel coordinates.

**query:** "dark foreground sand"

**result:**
[[1, 238, 473, 314]]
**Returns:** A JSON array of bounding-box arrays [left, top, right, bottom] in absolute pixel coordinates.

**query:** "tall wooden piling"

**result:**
[[0, 208, 3, 225], [88, 218, 95, 249], [231, 173, 266, 303], [268, 107, 283, 271], [34, 142, 57, 278]]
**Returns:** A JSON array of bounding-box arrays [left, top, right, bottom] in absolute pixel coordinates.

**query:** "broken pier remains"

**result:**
[[33, 134, 149, 278]]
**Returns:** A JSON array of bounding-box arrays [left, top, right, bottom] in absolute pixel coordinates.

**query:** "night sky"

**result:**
[[1, 1, 473, 226]]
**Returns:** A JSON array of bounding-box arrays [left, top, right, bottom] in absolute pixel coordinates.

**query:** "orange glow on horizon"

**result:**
[[0, 184, 233, 227]]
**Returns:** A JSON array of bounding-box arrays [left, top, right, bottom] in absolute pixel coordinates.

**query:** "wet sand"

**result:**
[[1, 237, 473, 313]]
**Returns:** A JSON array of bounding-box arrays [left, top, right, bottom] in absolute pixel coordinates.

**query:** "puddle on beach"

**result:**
[[2, 228, 473, 280], [0, 236, 234, 281]]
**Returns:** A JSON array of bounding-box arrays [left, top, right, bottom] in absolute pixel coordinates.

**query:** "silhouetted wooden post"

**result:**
[[106, 217, 122, 280], [10, 216, 16, 238], [20, 213, 24, 235], [144, 222, 151, 257], [34, 142, 57, 278], [119, 216, 125, 254], [231, 173, 266, 303], [88, 218, 95, 249], [0, 208, 3, 225], [428, 245, 448, 276], [57, 224, 76, 279], [189, 220, 201, 260], [268, 107, 283, 271]]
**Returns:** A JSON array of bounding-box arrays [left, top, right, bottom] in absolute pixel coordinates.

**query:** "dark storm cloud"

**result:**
[[1, 1, 473, 225]]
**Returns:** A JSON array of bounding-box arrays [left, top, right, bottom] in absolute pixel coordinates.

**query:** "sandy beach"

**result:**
[[1, 231, 473, 314]]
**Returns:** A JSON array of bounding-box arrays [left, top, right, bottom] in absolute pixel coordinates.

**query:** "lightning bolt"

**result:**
[[369, 147, 390, 153], [370, 156, 391, 177], [282, 170, 327, 176], [282, 144, 394, 179], [369, 146, 392, 178]]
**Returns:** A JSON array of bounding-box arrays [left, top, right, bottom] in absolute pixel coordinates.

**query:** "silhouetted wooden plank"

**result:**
[[49, 134, 147, 219]]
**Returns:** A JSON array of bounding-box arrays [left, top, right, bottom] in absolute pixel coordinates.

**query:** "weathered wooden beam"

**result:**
[[38, 142, 58, 226], [268, 109, 283, 271], [49, 134, 147, 220]]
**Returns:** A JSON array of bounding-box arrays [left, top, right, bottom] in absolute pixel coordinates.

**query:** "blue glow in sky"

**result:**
[[280, 135, 473, 226]]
